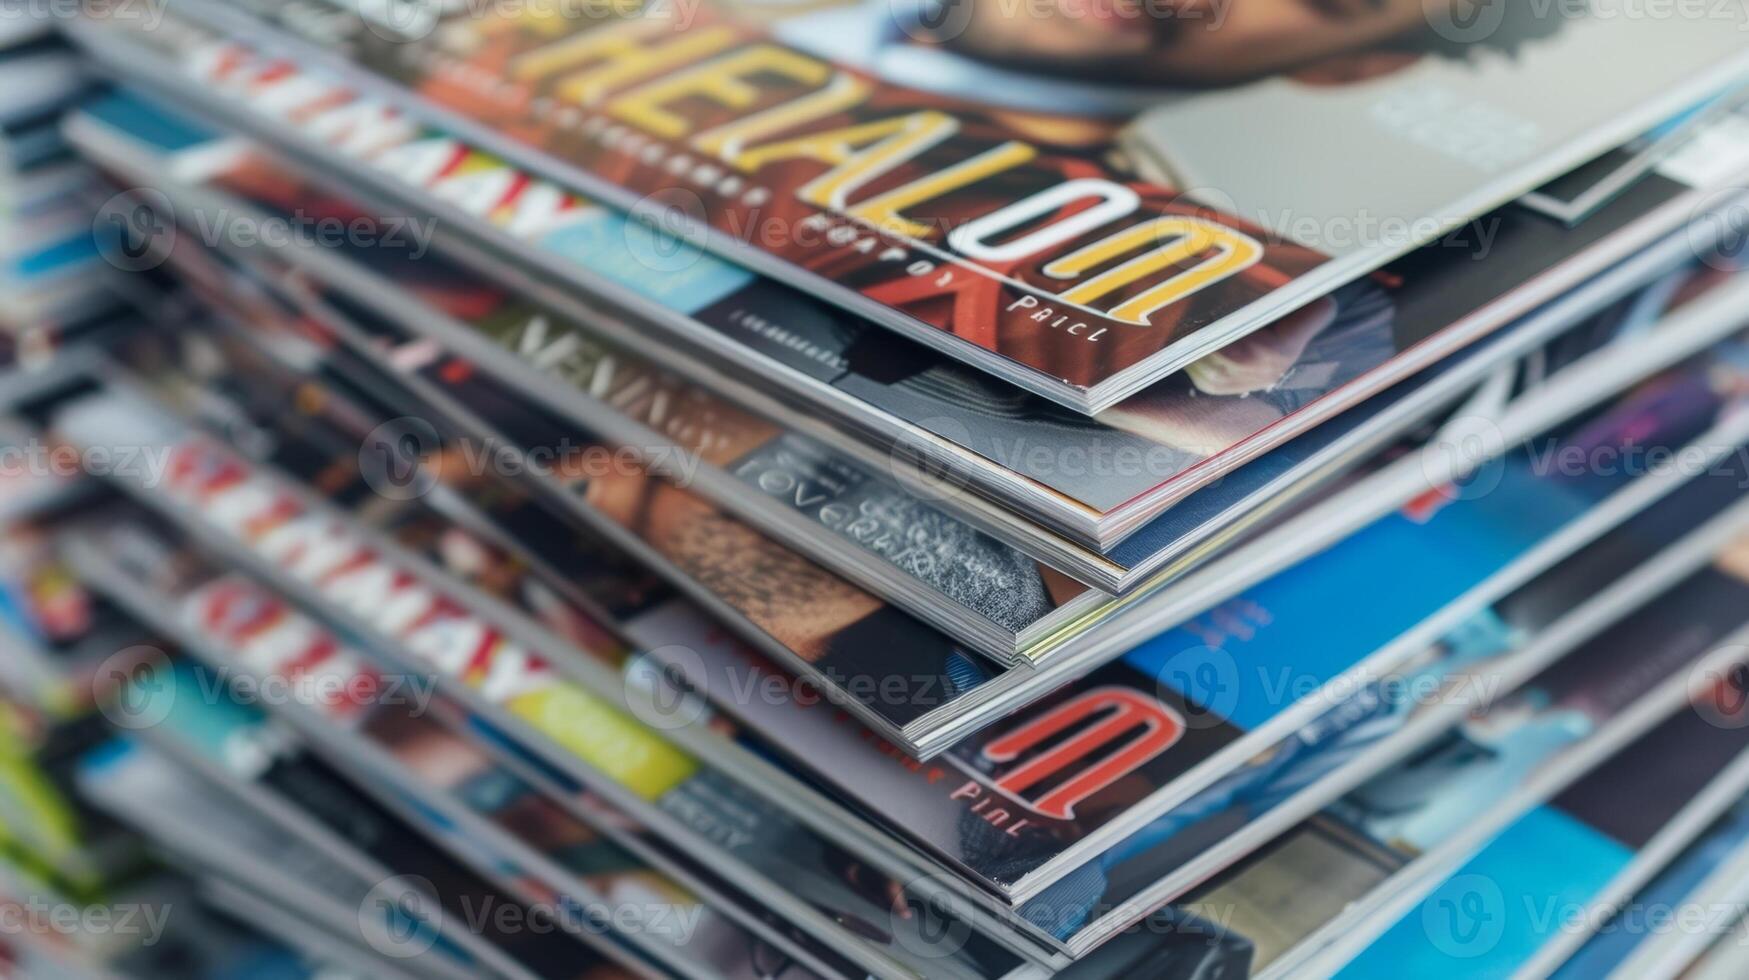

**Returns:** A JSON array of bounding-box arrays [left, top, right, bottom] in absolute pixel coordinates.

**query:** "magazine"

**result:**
[[37, 380, 1044, 979], [96, 242, 1749, 948], [83, 318, 1080, 966], [1310, 692, 1749, 977], [1186, 538, 1749, 978], [1033, 456, 1749, 954], [123, 203, 1749, 808], [1520, 90, 1749, 225], [72, 736, 486, 980], [123, 651, 692, 980], [127, 632, 826, 980], [64, 21, 1749, 559], [73, 88, 1749, 679], [52, 502, 879, 980], [1543, 795, 1749, 978], [143, 0, 1749, 412], [636, 354, 1749, 947]]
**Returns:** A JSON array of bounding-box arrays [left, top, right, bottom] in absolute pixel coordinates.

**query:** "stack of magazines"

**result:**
[[0, 11, 122, 367], [5, 0, 1749, 976]]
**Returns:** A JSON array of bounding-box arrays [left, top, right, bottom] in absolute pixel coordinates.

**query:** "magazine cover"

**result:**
[[69, 28, 1749, 557], [996, 427, 1749, 953], [68, 367, 1259, 966], [96, 150, 1088, 662], [1577, 794, 1749, 980], [62, 292, 1239, 963], [141, 0, 1749, 411], [1161, 556, 1749, 973], [1323, 692, 1749, 978], [1543, 794, 1749, 977], [126, 633, 831, 980], [111, 533, 1045, 979], [118, 657, 643, 980], [40, 382, 1044, 979], [69, 507, 852, 980], [119, 208, 1749, 826], [1180, 533, 1749, 978], [498, 285, 1749, 913], [198, 269, 1749, 959], [255, 238, 1749, 760], [57, 504, 899, 980], [86, 320, 1070, 967], [75, 85, 1749, 681], [630, 340, 1749, 945], [58, 214, 1749, 826]]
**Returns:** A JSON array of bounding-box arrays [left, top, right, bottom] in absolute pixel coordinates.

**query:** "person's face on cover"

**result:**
[[940, 0, 1477, 86]]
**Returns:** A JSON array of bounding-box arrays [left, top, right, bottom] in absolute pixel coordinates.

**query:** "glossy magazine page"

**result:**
[[103, 241, 1749, 946], [1318, 698, 1749, 978], [63, 16, 1749, 556], [72, 549, 850, 980], [1175, 590, 1749, 977], [29, 373, 1046, 977], [152, 0, 1749, 411]]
